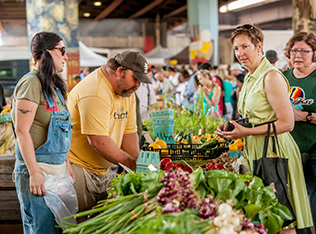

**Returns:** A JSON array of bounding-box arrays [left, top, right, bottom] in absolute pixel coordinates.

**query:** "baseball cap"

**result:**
[[230, 62, 245, 72], [265, 50, 278, 64], [114, 50, 152, 84]]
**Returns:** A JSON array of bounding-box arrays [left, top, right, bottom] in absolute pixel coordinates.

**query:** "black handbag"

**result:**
[[301, 142, 316, 165], [252, 123, 296, 227]]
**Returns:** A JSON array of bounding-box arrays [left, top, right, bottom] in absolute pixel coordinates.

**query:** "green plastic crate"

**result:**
[[151, 109, 174, 118], [136, 151, 160, 173], [152, 118, 174, 126], [153, 124, 174, 138], [0, 113, 11, 123]]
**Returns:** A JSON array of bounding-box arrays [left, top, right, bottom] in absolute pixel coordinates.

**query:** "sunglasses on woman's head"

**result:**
[[232, 24, 254, 34], [54, 46, 66, 56]]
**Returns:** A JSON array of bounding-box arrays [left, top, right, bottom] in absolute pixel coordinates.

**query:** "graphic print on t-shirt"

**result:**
[[46, 99, 60, 112], [290, 86, 314, 110], [114, 109, 128, 119]]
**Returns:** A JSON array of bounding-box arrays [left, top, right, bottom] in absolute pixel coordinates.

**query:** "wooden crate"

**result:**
[[0, 155, 22, 233]]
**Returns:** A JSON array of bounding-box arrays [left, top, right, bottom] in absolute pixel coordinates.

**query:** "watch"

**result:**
[[306, 111, 313, 123]]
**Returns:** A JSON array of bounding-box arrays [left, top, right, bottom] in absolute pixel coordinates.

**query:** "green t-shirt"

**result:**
[[283, 68, 316, 159], [223, 80, 233, 104], [11, 70, 66, 150]]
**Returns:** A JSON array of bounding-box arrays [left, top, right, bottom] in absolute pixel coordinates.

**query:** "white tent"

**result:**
[[78, 41, 108, 67], [0, 41, 108, 67], [0, 46, 31, 61], [143, 46, 173, 65]]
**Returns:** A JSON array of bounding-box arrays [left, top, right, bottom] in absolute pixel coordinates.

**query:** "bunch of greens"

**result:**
[[108, 170, 165, 198], [143, 93, 224, 140], [136, 208, 213, 234], [192, 168, 292, 234]]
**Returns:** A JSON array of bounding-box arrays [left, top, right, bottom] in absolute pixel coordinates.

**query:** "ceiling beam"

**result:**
[[84, 0, 124, 35], [109, 0, 165, 35], [164, 4, 187, 18]]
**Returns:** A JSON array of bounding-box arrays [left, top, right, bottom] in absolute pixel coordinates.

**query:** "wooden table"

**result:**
[[0, 155, 23, 233]]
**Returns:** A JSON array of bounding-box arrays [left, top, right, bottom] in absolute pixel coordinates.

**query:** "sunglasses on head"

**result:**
[[54, 46, 66, 56], [232, 24, 254, 33]]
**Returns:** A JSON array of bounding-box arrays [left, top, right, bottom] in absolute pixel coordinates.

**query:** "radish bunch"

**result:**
[[160, 158, 193, 173]]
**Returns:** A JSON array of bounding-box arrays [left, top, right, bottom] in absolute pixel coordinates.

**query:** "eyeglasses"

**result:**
[[289, 49, 313, 56], [54, 47, 66, 56], [232, 24, 254, 33]]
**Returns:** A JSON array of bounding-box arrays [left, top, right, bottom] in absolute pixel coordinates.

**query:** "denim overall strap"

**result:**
[[55, 87, 67, 106], [15, 87, 72, 164]]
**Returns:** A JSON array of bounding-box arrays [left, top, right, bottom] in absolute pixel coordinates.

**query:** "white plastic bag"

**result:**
[[44, 172, 78, 229]]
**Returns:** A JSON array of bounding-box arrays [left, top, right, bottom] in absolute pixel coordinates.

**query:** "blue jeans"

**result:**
[[14, 160, 62, 234], [304, 159, 316, 228]]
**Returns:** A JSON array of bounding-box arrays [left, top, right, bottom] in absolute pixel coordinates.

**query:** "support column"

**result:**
[[25, 0, 80, 91], [292, 0, 315, 33], [188, 0, 218, 66]]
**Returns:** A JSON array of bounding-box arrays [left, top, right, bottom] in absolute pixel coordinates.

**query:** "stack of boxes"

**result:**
[[151, 109, 175, 144]]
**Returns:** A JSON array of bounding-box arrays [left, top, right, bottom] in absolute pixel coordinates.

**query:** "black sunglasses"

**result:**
[[232, 24, 254, 33], [54, 46, 66, 56]]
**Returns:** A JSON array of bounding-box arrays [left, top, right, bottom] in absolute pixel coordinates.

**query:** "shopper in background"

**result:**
[[200, 62, 225, 117], [11, 32, 74, 233], [80, 67, 90, 80], [283, 31, 316, 231], [135, 69, 157, 120], [266, 49, 278, 67], [216, 66, 233, 121], [67, 51, 151, 222], [197, 69, 221, 118], [153, 69, 175, 101], [0, 82, 7, 112], [230, 62, 244, 89], [217, 24, 313, 233]]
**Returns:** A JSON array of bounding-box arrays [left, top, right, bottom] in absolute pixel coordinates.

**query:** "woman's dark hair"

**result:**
[[31, 32, 67, 97], [284, 31, 316, 62], [236, 73, 245, 83]]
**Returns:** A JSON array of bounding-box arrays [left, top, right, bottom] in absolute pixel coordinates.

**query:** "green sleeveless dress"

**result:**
[[238, 58, 313, 229]]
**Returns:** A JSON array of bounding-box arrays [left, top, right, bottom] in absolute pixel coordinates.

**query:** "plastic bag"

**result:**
[[44, 172, 78, 229]]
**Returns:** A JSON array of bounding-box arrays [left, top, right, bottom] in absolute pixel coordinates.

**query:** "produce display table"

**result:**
[[0, 155, 23, 233]]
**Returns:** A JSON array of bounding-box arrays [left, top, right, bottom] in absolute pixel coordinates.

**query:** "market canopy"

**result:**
[[78, 41, 108, 67], [143, 46, 173, 65]]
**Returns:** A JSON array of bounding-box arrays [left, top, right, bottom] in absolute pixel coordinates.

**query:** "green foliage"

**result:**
[[191, 168, 293, 234], [143, 92, 225, 141]]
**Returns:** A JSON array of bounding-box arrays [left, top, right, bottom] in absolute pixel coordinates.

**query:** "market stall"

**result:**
[[61, 108, 293, 234]]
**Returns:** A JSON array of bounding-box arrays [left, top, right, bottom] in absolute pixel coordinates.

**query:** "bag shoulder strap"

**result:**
[[307, 141, 316, 155], [262, 122, 280, 158]]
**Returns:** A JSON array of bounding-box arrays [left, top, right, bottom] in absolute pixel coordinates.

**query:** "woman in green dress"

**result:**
[[197, 69, 221, 119], [216, 24, 313, 233]]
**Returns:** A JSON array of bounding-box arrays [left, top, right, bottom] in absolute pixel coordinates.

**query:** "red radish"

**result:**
[[206, 162, 217, 171], [174, 163, 184, 169], [165, 162, 174, 171], [160, 158, 172, 169], [215, 164, 226, 170], [182, 166, 192, 173]]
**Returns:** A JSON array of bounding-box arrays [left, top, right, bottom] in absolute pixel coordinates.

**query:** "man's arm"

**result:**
[[121, 132, 140, 159], [87, 135, 137, 170]]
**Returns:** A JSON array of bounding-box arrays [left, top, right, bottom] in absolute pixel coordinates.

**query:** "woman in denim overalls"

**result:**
[[11, 32, 75, 234]]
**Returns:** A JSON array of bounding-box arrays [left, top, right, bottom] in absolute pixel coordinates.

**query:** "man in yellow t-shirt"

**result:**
[[67, 51, 151, 218]]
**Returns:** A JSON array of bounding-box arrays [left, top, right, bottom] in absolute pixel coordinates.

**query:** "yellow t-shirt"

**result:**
[[67, 68, 137, 175]]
